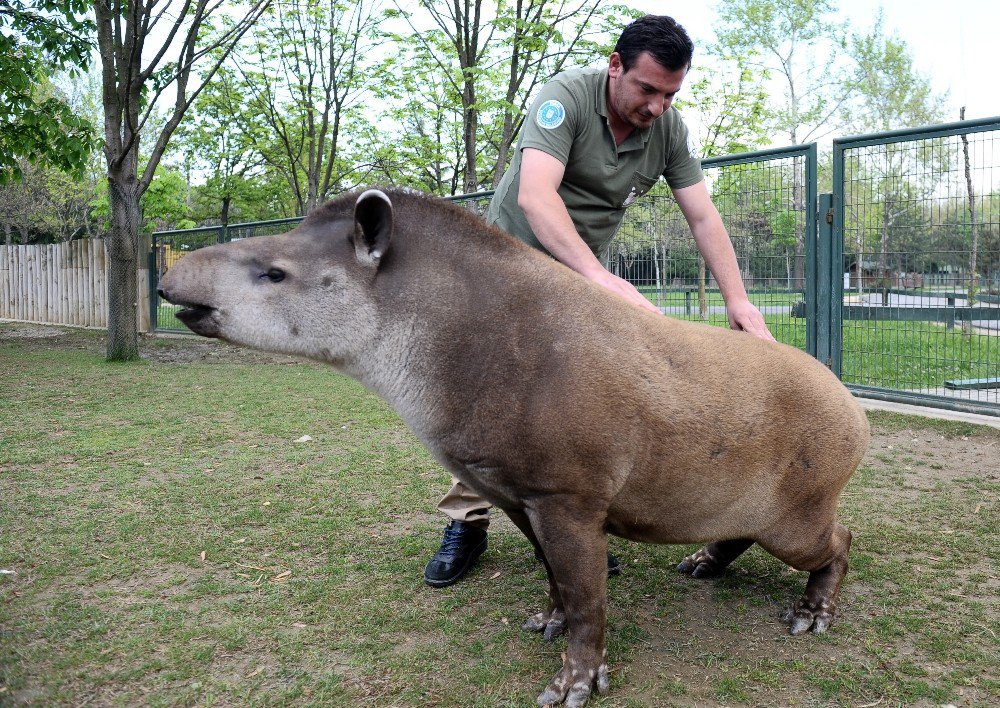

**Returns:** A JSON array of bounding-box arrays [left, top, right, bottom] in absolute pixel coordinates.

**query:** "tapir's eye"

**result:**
[[262, 268, 286, 283]]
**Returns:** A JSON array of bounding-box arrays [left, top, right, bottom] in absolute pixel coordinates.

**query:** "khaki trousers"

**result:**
[[436, 477, 491, 530]]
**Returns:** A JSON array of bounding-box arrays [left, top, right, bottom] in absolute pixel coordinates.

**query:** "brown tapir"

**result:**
[[158, 188, 870, 707]]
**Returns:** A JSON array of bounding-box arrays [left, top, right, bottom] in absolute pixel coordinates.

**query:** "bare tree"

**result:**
[[93, 0, 271, 361], [231, 0, 380, 215], [395, 0, 611, 193]]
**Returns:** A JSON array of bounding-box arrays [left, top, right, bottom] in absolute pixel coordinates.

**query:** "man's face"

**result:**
[[607, 51, 687, 131]]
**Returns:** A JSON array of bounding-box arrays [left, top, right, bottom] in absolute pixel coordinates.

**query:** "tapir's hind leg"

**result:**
[[677, 538, 754, 578], [506, 509, 567, 639], [764, 521, 853, 635]]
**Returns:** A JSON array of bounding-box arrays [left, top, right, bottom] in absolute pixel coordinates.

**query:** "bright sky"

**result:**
[[629, 1, 1000, 125]]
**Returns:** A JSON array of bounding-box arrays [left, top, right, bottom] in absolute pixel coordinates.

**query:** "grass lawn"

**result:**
[[1, 325, 997, 706]]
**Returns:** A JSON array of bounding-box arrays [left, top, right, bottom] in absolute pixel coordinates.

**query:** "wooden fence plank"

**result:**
[[0, 239, 136, 330]]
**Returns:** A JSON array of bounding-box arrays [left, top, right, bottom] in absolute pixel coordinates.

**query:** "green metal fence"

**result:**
[[609, 145, 817, 355], [833, 117, 1000, 415]]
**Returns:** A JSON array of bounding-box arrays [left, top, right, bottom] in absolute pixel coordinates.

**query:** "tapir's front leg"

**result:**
[[522, 502, 610, 708]]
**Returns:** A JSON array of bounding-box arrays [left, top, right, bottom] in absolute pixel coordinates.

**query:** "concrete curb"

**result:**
[[857, 397, 1000, 430]]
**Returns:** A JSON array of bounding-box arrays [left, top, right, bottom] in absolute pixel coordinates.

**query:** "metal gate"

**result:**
[[833, 117, 1000, 415]]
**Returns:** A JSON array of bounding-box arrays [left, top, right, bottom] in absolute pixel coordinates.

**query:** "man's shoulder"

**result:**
[[546, 66, 604, 95]]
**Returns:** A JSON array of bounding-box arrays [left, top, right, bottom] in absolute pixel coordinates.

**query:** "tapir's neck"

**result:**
[[347, 244, 611, 456]]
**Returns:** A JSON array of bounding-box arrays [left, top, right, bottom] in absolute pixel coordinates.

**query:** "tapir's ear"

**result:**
[[353, 189, 393, 268]]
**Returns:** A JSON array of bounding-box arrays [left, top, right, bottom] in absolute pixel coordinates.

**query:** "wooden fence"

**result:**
[[0, 239, 151, 331]]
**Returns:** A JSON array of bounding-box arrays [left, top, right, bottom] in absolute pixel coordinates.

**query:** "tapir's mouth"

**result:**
[[176, 304, 214, 324], [173, 302, 220, 338]]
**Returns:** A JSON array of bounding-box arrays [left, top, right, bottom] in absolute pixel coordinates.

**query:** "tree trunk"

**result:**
[[221, 194, 232, 227], [462, 85, 478, 194], [106, 168, 142, 361]]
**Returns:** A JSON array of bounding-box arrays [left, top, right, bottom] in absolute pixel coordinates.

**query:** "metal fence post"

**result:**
[[148, 246, 158, 332], [830, 191, 844, 378], [815, 193, 833, 367]]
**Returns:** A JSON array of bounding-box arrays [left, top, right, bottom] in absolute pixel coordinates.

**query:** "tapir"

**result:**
[[158, 188, 870, 707]]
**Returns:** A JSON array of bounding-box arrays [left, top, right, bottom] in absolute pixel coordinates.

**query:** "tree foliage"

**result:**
[[220, 0, 380, 216], [379, 0, 629, 194], [714, 0, 848, 145], [0, 0, 97, 182]]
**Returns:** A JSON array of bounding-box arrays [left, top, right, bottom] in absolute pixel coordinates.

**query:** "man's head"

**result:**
[[606, 16, 693, 132], [613, 15, 694, 73]]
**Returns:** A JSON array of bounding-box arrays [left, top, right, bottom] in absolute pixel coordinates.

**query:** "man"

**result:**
[[423, 15, 775, 588]]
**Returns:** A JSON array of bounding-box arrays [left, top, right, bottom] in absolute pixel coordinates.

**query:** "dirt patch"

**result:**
[[867, 428, 1000, 485], [0, 324, 68, 339]]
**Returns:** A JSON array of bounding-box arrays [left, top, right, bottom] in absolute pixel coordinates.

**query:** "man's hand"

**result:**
[[726, 298, 775, 341], [589, 269, 663, 315]]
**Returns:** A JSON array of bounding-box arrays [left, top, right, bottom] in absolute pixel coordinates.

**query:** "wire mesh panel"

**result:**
[[608, 146, 815, 352], [836, 119, 1000, 413]]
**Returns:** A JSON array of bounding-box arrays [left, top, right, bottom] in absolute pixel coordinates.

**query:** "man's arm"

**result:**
[[517, 148, 661, 315], [672, 181, 775, 341]]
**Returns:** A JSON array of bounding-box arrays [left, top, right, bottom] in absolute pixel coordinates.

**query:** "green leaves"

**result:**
[[1, 1, 97, 183]]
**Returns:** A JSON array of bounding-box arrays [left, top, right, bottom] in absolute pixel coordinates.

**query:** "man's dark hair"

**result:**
[[614, 15, 694, 73]]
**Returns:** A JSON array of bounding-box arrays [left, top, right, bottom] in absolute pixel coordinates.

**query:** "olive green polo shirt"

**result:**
[[487, 66, 704, 259]]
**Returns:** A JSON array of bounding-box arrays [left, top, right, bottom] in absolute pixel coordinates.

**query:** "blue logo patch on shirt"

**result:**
[[536, 99, 566, 129]]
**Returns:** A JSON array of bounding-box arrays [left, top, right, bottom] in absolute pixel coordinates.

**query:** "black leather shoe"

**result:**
[[534, 548, 621, 576], [607, 552, 621, 576], [423, 521, 488, 588]]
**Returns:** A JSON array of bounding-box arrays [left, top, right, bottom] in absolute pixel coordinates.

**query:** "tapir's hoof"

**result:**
[[677, 547, 725, 578], [536, 661, 609, 707], [782, 599, 836, 635], [523, 608, 566, 640]]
